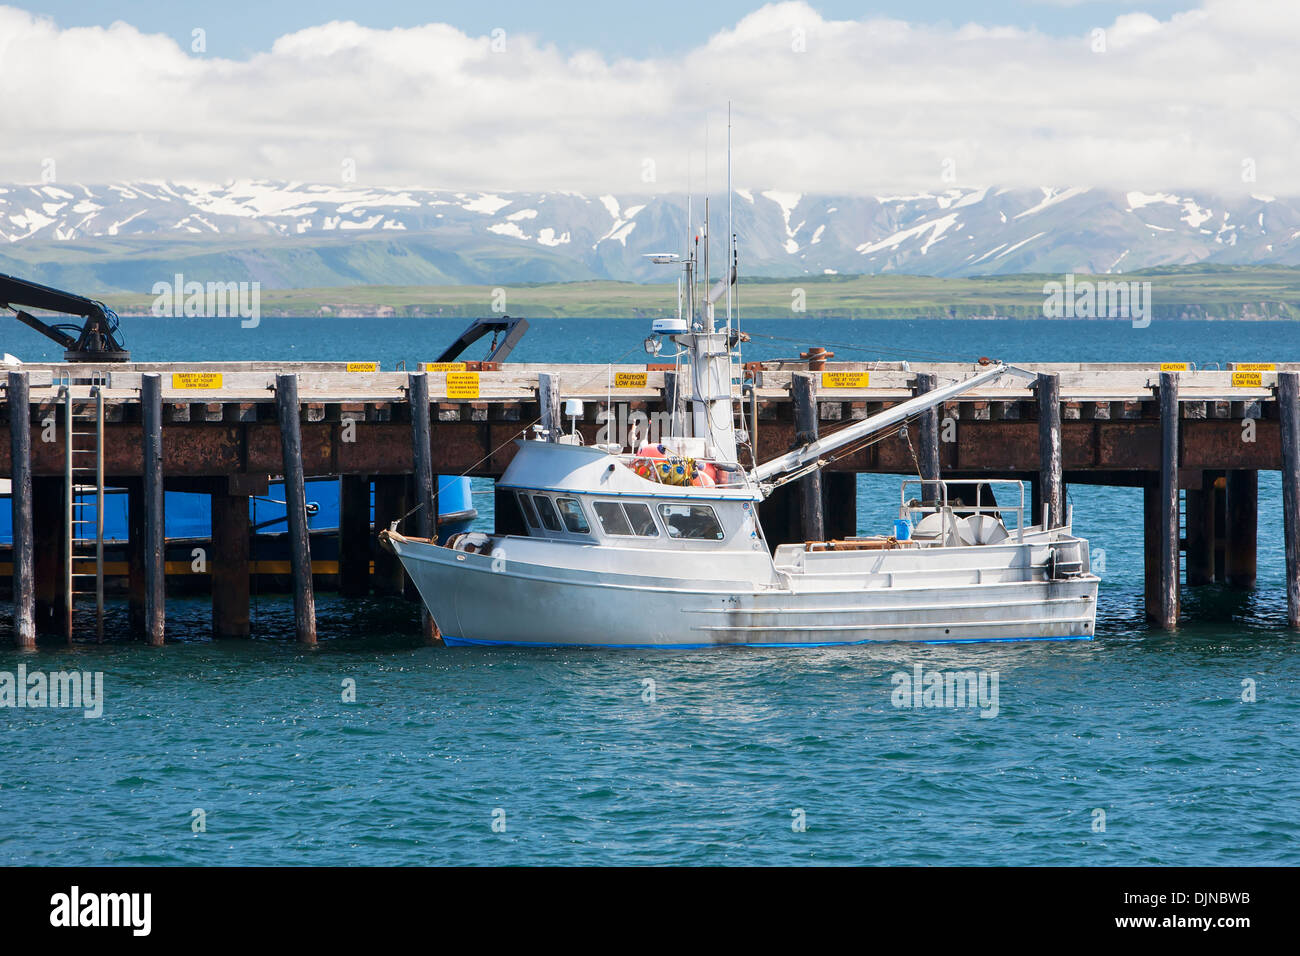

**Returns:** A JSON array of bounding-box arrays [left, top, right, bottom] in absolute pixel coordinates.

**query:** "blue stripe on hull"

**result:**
[[440, 634, 1094, 649]]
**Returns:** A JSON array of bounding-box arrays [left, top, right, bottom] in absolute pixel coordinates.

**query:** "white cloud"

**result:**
[[0, 1, 1297, 194]]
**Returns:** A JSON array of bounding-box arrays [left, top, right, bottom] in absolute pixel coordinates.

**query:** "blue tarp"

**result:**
[[0, 475, 473, 543]]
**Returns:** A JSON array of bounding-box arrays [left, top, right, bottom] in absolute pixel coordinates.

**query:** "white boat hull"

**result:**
[[387, 532, 1099, 647]]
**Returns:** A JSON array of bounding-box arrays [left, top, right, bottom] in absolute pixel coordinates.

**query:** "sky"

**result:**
[[1, 0, 1295, 195], [16, 0, 1194, 59]]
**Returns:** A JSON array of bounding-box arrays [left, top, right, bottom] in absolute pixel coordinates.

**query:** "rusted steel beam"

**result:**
[[1181, 420, 1280, 469], [33, 476, 66, 635], [371, 475, 409, 595], [127, 480, 144, 631], [338, 474, 371, 599], [1185, 477, 1216, 587], [1144, 480, 1161, 622], [824, 472, 858, 541], [1225, 469, 1258, 589], [211, 487, 251, 639], [0, 406, 1288, 482]]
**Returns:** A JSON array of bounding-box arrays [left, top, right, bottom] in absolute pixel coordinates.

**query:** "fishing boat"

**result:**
[[382, 175, 1100, 648]]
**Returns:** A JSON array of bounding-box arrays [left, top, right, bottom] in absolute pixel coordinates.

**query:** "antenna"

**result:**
[[686, 152, 692, 262], [704, 196, 711, 333], [727, 102, 733, 329], [704, 115, 710, 332], [686, 152, 694, 324]]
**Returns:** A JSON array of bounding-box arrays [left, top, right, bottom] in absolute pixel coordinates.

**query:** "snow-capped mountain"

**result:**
[[2, 180, 1298, 290]]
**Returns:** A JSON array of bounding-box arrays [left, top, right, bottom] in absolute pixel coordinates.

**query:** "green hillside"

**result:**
[[94, 264, 1300, 320]]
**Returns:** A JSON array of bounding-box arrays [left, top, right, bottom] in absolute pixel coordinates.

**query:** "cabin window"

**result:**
[[658, 503, 724, 540], [533, 495, 562, 532], [517, 492, 540, 528], [593, 501, 632, 536], [623, 502, 659, 537], [555, 497, 590, 534]]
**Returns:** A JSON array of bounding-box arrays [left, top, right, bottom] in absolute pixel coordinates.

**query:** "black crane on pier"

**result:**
[[0, 271, 130, 362]]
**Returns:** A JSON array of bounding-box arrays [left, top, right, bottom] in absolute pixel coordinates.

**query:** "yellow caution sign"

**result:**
[[1235, 363, 1276, 371], [1232, 372, 1263, 388], [615, 372, 649, 388], [446, 371, 480, 399], [171, 372, 223, 390], [346, 362, 378, 372], [821, 371, 870, 389], [424, 362, 468, 372], [1159, 362, 1189, 372]]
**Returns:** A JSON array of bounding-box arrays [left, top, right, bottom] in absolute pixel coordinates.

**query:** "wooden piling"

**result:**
[[7, 372, 35, 648], [274, 373, 316, 645], [211, 486, 251, 638], [408, 372, 439, 643], [338, 475, 372, 598], [1157, 371, 1180, 627], [1279, 371, 1300, 627], [409, 374, 435, 542], [538, 372, 562, 441], [914, 372, 941, 487], [1036, 372, 1063, 529], [1225, 469, 1258, 589], [791, 372, 825, 542], [142, 372, 165, 646]]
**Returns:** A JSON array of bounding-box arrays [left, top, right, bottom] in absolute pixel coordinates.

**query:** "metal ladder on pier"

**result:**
[[60, 383, 106, 640]]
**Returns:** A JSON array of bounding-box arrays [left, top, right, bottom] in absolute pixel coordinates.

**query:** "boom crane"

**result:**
[[1, 271, 130, 362], [750, 361, 1033, 487]]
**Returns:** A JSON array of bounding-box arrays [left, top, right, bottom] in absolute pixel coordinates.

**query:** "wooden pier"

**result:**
[[3, 358, 1300, 643]]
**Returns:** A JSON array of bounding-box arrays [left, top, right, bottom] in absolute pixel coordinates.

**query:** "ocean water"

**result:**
[[2, 316, 1299, 865]]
